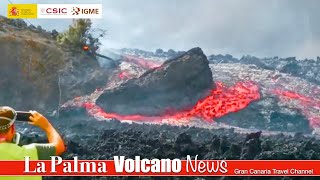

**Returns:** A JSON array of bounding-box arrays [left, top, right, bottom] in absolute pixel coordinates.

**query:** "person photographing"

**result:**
[[0, 106, 65, 180]]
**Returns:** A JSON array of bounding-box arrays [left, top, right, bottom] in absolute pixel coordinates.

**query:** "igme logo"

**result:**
[[71, 7, 99, 15], [71, 7, 81, 15]]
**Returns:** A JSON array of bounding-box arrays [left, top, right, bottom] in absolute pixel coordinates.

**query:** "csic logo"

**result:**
[[9, 7, 19, 16], [71, 7, 100, 15], [40, 7, 68, 15]]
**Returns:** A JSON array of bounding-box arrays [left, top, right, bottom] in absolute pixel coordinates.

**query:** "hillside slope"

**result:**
[[0, 17, 110, 113]]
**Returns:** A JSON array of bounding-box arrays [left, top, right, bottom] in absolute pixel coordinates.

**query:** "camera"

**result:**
[[16, 111, 32, 122]]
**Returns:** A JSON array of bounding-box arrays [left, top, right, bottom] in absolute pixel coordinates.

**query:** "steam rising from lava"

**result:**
[[123, 55, 161, 69], [117, 55, 163, 80]]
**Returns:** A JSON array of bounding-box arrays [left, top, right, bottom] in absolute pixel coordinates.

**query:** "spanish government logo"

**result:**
[[9, 6, 19, 16], [7, 4, 37, 19]]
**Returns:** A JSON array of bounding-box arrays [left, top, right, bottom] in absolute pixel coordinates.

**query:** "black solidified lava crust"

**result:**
[[16, 110, 320, 180], [96, 47, 213, 116]]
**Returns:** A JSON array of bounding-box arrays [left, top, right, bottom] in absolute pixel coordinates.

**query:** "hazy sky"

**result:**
[[1, 0, 319, 59]]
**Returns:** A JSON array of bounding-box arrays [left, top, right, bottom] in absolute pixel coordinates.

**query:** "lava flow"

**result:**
[[123, 55, 161, 69], [64, 54, 260, 125], [118, 71, 132, 80], [272, 89, 320, 128], [81, 81, 260, 123], [186, 81, 260, 121]]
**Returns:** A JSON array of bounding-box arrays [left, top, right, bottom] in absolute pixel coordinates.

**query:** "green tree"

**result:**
[[56, 19, 105, 55]]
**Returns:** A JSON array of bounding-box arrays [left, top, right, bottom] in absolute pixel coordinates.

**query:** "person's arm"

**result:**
[[29, 111, 66, 156]]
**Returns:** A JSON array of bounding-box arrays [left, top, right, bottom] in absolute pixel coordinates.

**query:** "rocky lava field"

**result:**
[[17, 47, 320, 180]]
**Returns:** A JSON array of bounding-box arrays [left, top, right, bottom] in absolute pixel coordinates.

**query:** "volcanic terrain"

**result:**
[[1, 17, 320, 180]]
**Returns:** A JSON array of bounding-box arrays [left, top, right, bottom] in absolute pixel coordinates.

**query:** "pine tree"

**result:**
[[57, 19, 93, 50]]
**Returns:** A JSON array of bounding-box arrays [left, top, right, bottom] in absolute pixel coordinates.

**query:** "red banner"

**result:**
[[0, 159, 320, 176]]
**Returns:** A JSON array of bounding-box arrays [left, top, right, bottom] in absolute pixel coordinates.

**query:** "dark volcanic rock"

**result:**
[[208, 53, 320, 85], [16, 112, 320, 180], [208, 54, 239, 64], [96, 47, 214, 116], [216, 97, 312, 133]]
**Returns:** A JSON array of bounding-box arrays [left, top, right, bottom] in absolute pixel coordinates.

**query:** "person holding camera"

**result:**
[[0, 106, 65, 160]]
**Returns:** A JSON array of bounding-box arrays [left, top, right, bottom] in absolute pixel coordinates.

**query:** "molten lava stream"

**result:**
[[81, 81, 261, 124], [272, 88, 320, 128]]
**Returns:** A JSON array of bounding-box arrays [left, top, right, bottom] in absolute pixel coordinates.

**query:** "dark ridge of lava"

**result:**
[[96, 47, 214, 116]]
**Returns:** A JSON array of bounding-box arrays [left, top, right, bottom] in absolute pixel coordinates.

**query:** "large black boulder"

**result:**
[[96, 47, 214, 116]]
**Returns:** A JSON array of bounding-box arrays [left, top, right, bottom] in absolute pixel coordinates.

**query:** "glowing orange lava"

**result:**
[[186, 81, 260, 121], [118, 71, 132, 80], [272, 89, 320, 128], [81, 81, 260, 123], [82, 45, 90, 51]]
